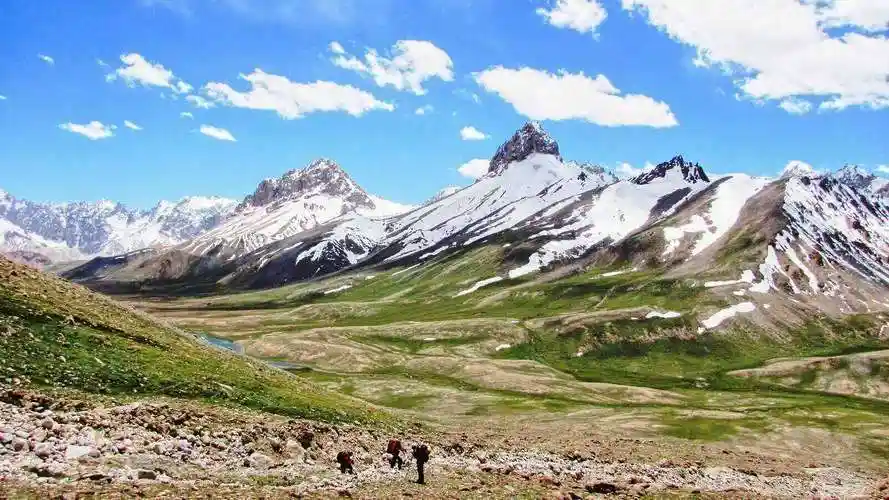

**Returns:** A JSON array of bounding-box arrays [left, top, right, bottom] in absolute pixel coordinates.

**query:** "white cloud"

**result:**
[[0, 95, 6, 100], [877, 165, 889, 175], [622, 0, 889, 111], [123, 120, 143, 131], [475, 66, 678, 127], [200, 125, 236, 142], [186, 94, 215, 108], [180, 111, 194, 119], [460, 126, 489, 141], [615, 162, 643, 179], [204, 69, 394, 119], [779, 98, 813, 115], [329, 41, 346, 54], [38, 54, 54, 65], [59, 121, 116, 140], [537, 0, 608, 36], [818, 0, 889, 32], [331, 40, 454, 95], [415, 105, 434, 115], [458, 159, 491, 179], [106, 53, 191, 94], [97, 58, 109, 68]]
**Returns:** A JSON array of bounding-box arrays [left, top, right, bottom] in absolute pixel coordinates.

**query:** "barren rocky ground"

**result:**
[[2, 388, 887, 499]]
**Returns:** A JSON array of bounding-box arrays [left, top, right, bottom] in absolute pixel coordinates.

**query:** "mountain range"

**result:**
[[6, 121, 889, 318]]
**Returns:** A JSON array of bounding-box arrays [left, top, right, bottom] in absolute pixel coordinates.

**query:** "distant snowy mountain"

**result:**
[[60, 121, 889, 313], [0, 189, 236, 266], [180, 158, 414, 260]]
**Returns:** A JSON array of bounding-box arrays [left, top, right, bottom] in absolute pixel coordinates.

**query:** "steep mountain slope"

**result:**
[[0, 255, 385, 423], [373, 123, 612, 265], [179, 159, 412, 260], [62, 160, 414, 290], [0, 189, 236, 265], [61, 122, 889, 315]]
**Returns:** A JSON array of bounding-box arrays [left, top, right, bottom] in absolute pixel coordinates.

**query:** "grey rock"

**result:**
[[489, 121, 561, 175], [34, 443, 53, 458], [137, 469, 157, 480], [12, 437, 29, 452]]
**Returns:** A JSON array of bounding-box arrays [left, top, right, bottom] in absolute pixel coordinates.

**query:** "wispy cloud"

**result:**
[[415, 105, 434, 116], [124, 120, 143, 131], [38, 54, 55, 65], [204, 69, 393, 119], [106, 53, 192, 94], [200, 124, 236, 142], [330, 40, 454, 95], [180, 111, 194, 119], [59, 121, 116, 140]]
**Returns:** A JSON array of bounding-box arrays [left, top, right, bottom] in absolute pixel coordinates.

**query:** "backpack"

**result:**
[[414, 444, 429, 461], [337, 451, 349, 463], [387, 439, 401, 454]]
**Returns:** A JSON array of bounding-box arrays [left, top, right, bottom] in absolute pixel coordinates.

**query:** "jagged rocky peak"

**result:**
[[568, 161, 619, 184], [238, 158, 373, 211], [489, 121, 561, 175], [631, 155, 710, 185], [832, 164, 876, 190]]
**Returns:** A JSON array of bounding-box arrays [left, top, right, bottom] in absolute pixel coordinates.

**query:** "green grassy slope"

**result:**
[[0, 256, 391, 425]]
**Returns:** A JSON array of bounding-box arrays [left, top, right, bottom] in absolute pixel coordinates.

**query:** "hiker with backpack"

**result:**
[[386, 438, 405, 469], [336, 450, 354, 474], [411, 443, 430, 484]]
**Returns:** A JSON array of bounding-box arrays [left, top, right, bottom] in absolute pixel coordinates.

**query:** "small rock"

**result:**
[[586, 482, 619, 494], [65, 445, 92, 460], [34, 442, 53, 458], [40, 418, 55, 430], [15, 430, 30, 440], [245, 452, 273, 469], [12, 437, 29, 452], [0, 432, 12, 444], [137, 469, 157, 480]]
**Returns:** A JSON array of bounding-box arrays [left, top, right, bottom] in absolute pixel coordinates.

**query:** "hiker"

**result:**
[[411, 443, 430, 484], [336, 451, 354, 474], [386, 438, 405, 469]]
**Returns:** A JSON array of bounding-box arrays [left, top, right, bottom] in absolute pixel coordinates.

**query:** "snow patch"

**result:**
[[323, 285, 352, 295], [495, 343, 512, 351], [700, 302, 756, 330], [645, 310, 682, 319], [456, 276, 503, 297]]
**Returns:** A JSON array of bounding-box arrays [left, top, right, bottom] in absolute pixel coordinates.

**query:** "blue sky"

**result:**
[[1, 0, 888, 208]]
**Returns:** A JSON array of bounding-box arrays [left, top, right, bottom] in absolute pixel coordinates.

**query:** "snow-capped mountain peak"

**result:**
[[0, 188, 239, 265], [780, 160, 819, 179], [631, 155, 710, 185], [489, 121, 561, 175], [831, 164, 888, 194], [238, 158, 371, 212], [179, 159, 412, 258]]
